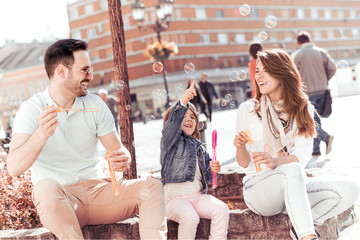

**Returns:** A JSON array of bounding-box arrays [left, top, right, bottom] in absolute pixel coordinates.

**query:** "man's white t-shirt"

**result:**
[[12, 88, 116, 186]]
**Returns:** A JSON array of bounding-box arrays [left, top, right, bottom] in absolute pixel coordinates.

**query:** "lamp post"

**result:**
[[132, 0, 174, 108]]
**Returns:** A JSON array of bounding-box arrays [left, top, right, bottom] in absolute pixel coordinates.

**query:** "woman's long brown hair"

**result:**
[[162, 102, 201, 140], [255, 49, 316, 138]]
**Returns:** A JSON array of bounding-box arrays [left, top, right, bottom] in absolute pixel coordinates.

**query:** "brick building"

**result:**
[[1, 0, 360, 127]]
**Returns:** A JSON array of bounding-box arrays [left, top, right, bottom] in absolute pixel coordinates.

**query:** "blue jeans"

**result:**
[[243, 163, 359, 239], [309, 92, 329, 153]]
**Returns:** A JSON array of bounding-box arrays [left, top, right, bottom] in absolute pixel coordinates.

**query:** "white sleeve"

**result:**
[[236, 103, 250, 133], [12, 99, 42, 135], [290, 104, 315, 168], [94, 96, 117, 136]]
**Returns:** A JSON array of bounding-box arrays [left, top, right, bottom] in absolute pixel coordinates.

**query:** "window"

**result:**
[[217, 33, 228, 44], [199, 34, 210, 43], [324, 9, 332, 19], [297, 9, 305, 19], [250, 9, 259, 18], [29, 83, 35, 97], [327, 30, 334, 39], [84, 4, 94, 14], [69, 8, 79, 20], [313, 31, 321, 40], [100, 0, 108, 10], [37, 80, 43, 92], [350, 10, 356, 19], [195, 8, 206, 19], [282, 9, 289, 18], [19, 84, 25, 100], [175, 9, 182, 18], [352, 29, 360, 38], [337, 10, 345, 19], [338, 29, 345, 38], [87, 28, 97, 39], [72, 31, 81, 39], [3, 88, 8, 102], [234, 34, 246, 44], [311, 9, 318, 19], [215, 9, 224, 18]]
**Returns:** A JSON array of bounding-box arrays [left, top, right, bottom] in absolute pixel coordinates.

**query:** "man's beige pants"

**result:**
[[32, 177, 167, 239]]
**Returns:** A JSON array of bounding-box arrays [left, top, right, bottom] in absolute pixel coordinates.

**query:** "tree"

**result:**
[[107, 0, 137, 179]]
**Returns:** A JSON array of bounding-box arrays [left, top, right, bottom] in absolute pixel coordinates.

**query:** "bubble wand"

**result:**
[[245, 129, 261, 172], [212, 129, 218, 189], [105, 151, 119, 196], [43, 106, 99, 112]]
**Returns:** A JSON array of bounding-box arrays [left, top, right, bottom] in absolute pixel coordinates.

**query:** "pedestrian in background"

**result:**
[[161, 81, 229, 240], [98, 89, 119, 133], [248, 42, 263, 98], [186, 77, 207, 113], [291, 31, 336, 157], [234, 49, 359, 240], [198, 73, 219, 122]]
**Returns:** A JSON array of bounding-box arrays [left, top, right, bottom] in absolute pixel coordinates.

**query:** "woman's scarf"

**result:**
[[259, 95, 297, 157]]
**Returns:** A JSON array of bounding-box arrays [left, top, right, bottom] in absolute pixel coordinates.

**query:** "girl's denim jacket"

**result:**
[[160, 101, 213, 194]]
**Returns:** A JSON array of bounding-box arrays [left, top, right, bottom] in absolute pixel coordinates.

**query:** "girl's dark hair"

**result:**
[[255, 49, 316, 138], [249, 42, 263, 59], [44, 39, 88, 78], [162, 103, 200, 140]]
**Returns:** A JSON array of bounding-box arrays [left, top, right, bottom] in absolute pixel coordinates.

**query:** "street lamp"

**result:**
[[132, 0, 174, 108]]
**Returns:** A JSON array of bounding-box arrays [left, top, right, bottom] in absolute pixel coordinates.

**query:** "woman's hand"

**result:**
[[233, 131, 249, 149], [107, 150, 131, 172], [251, 152, 278, 170], [210, 161, 221, 173], [181, 80, 197, 105]]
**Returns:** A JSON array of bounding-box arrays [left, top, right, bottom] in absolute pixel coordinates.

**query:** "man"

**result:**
[[291, 31, 335, 156], [6, 39, 167, 239], [98, 89, 119, 132], [198, 73, 219, 122]]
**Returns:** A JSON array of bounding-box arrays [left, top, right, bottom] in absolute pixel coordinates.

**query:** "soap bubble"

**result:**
[[225, 94, 233, 102], [239, 4, 251, 16], [257, 31, 268, 41], [265, 15, 277, 28], [229, 71, 240, 82], [145, 115, 156, 123], [125, 105, 131, 110], [238, 70, 247, 81], [152, 61, 163, 73], [152, 89, 168, 101], [309, 163, 317, 169], [230, 100, 237, 109], [113, 80, 125, 90], [336, 60, 349, 69], [199, 121, 205, 131], [175, 83, 183, 92], [184, 63, 195, 73], [220, 100, 227, 107], [246, 99, 260, 112]]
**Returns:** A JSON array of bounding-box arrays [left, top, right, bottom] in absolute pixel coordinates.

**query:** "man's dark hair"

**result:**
[[249, 42, 263, 59], [297, 31, 311, 44], [44, 39, 88, 78]]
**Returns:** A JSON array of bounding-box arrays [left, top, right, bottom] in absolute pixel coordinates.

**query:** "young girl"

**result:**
[[160, 81, 229, 240], [233, 49, 359, 240]]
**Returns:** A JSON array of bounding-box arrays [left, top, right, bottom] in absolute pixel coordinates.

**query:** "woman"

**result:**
[[234, 49, 359, 240]]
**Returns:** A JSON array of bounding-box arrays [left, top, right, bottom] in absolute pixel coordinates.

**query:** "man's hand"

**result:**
[[107, 150, 131, 172], [210, 160, 221, 173], [181, 80, 197, 105], [38, 105, 58, 137]]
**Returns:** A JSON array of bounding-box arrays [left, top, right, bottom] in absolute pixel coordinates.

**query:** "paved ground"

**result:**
[[125, 94, 360, 238]]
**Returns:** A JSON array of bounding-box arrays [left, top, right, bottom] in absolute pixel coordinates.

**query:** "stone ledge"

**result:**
[[0, 207, 356, 240]]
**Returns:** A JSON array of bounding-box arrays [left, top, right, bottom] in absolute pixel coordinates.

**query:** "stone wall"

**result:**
[[0, 172, 357, 239]]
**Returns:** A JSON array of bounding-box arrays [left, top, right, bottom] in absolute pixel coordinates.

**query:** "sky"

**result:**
[[0, 0, 77, 47]]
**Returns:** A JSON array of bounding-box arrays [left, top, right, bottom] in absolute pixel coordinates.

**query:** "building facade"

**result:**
[[1, 0, 360, 127]]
